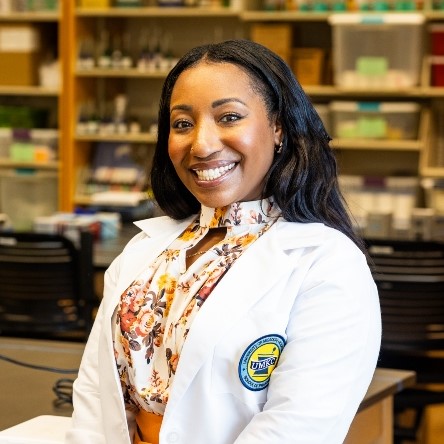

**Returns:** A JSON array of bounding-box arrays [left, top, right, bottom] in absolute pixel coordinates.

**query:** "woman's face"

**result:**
[[168, 61, 282, 208]]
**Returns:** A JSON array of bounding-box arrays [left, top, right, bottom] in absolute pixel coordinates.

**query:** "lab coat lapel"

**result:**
[[164, 225, 296, 418]]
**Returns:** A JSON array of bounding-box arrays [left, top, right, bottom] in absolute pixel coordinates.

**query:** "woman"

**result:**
[[66, 39, 381, 444]]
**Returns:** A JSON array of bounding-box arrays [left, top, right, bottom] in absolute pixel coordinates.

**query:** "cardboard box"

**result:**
[[0, 25, 40, 86], [250, 24, 292, 64], [292, 48, 325, 85], [78, 0, 111, 7]]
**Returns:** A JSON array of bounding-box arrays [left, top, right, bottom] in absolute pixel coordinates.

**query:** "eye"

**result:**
[[220, 113, 242, 124], [172, 119, 192, 130]]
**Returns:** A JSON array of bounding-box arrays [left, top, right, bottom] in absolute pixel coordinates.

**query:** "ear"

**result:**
[[273, 119, 283, 146]]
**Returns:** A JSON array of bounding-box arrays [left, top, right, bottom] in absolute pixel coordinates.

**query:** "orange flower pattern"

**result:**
[[114, 198, 281, 415]]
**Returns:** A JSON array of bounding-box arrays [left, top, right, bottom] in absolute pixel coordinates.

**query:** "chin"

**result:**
[[194, 194, 234, 209]]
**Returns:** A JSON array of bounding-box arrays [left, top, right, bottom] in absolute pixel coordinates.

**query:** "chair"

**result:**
[[365, 238, 444, 444], [0, 230, 95, 341]]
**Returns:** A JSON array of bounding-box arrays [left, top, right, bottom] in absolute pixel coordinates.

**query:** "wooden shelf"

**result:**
[[304, 85, 423, 98], [420, 166, 444, 177], [75, 6, 239, 18], [241, 10, 331, 21], [241, 10, 444, 23], [0, 11, 60, 22], [331, 138, 423, 151], [74, 132, 157, 143], [303, 85, 444, 98], [75, 68, 169, 79], [423, 10, 444, 20], [74, 195, 93, 206], [0, 159, 59, 170], [0, 86, 60, 97]]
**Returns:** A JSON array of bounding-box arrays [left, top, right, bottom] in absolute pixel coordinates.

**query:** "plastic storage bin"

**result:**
[[0, 172, 58, 230], [328, 13, 425, 88], [330, 101, 420, 140], [340, 175, 419, 237], [314, 104, 331, 135]]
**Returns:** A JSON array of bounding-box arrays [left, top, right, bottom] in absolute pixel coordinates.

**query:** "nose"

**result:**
[[191, 119, 222, 158]]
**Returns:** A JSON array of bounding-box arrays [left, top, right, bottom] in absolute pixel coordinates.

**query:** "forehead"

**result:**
[[170, 61, 256, 104]]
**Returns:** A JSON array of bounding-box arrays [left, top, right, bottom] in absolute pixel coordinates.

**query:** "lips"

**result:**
[[193, 162, 236, 181]]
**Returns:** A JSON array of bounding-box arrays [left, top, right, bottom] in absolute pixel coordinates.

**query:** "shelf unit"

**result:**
[[0, 4, 68, 222], [240, 8, 444, 182], [64, 2, 247, 210], [3, 2, 444, 215]]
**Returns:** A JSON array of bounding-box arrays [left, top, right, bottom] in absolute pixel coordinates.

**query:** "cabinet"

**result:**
[[0, 2, 67, 229]]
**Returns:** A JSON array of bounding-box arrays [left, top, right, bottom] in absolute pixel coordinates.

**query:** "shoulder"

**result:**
[[274, 219, 364, 259]]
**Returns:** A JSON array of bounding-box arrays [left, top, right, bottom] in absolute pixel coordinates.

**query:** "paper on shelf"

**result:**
[[90, 190, 146, 207]]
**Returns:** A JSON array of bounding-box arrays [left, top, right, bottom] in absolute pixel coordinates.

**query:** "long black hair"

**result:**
[[150, 39, 363, 250]]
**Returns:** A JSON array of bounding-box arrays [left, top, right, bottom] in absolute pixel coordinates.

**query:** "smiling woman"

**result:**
[[168, 62, 281, 210], [66, 40, 381, 444]]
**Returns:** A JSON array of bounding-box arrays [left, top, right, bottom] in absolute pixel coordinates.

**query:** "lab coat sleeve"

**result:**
[[234, 236, 381, 444], [65, 297, 107, 444], [65, 254, 135, 444]]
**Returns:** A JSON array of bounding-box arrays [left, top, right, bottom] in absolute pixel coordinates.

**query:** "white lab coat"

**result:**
[[66, 215, 381, 444]]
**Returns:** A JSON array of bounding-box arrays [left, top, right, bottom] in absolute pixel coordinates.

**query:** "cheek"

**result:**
[[239, 127, 275, 163], [167, 138, 183, 167]]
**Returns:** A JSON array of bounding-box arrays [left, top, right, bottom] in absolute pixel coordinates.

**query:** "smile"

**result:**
[[194, 163, 235, 181]]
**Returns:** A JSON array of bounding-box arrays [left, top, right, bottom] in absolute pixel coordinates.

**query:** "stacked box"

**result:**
[[292, 48, 325, 85], [250, 24, 292, 65], [0, 24, 41, 86]]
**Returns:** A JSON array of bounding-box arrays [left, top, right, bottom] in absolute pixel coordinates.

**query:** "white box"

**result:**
[[339, 175, 419, 235], [328, 13, 424, 88], [330, 101, 420, 140]]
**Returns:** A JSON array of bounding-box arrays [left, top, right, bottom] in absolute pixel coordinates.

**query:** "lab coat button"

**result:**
[[167, 431, 180, 443]]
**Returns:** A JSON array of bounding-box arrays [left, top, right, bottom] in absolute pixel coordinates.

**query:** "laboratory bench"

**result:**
[[0, 336, 415, 443]]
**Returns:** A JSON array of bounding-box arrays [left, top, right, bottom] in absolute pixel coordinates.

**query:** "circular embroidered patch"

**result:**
[[238, 334, 286, 391]]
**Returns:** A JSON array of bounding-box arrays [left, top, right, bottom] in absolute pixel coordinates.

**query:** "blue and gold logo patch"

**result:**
[[238, 334, 286, 391]]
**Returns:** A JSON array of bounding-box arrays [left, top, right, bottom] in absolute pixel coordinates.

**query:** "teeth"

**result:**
[[195, 163, 235, 181]]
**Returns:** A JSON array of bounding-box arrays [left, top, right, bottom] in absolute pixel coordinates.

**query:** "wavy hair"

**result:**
[[150, 39, 362, 250]]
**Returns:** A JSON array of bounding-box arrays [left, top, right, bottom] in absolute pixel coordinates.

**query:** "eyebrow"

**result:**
[[212, 97, 247, 108], [170, 97, 247, 114]]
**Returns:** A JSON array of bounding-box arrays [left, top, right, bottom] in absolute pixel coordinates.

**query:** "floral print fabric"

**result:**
[[114, 198, 281, 416]]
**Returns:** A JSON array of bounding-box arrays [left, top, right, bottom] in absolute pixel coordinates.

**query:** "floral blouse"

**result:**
[[114, 198, 281, 416]]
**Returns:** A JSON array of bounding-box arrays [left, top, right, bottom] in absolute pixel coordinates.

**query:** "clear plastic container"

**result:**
[[0, 171, 58, 230], [330, 101, 420, 140], [313, 104, 331, 135], [328, 13, 425, 88], [30, 128, 58, 162]]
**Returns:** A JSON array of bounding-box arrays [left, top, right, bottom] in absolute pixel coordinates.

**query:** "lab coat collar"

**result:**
[[133, 214, 328, 251], [133, 215, 195, 237]]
